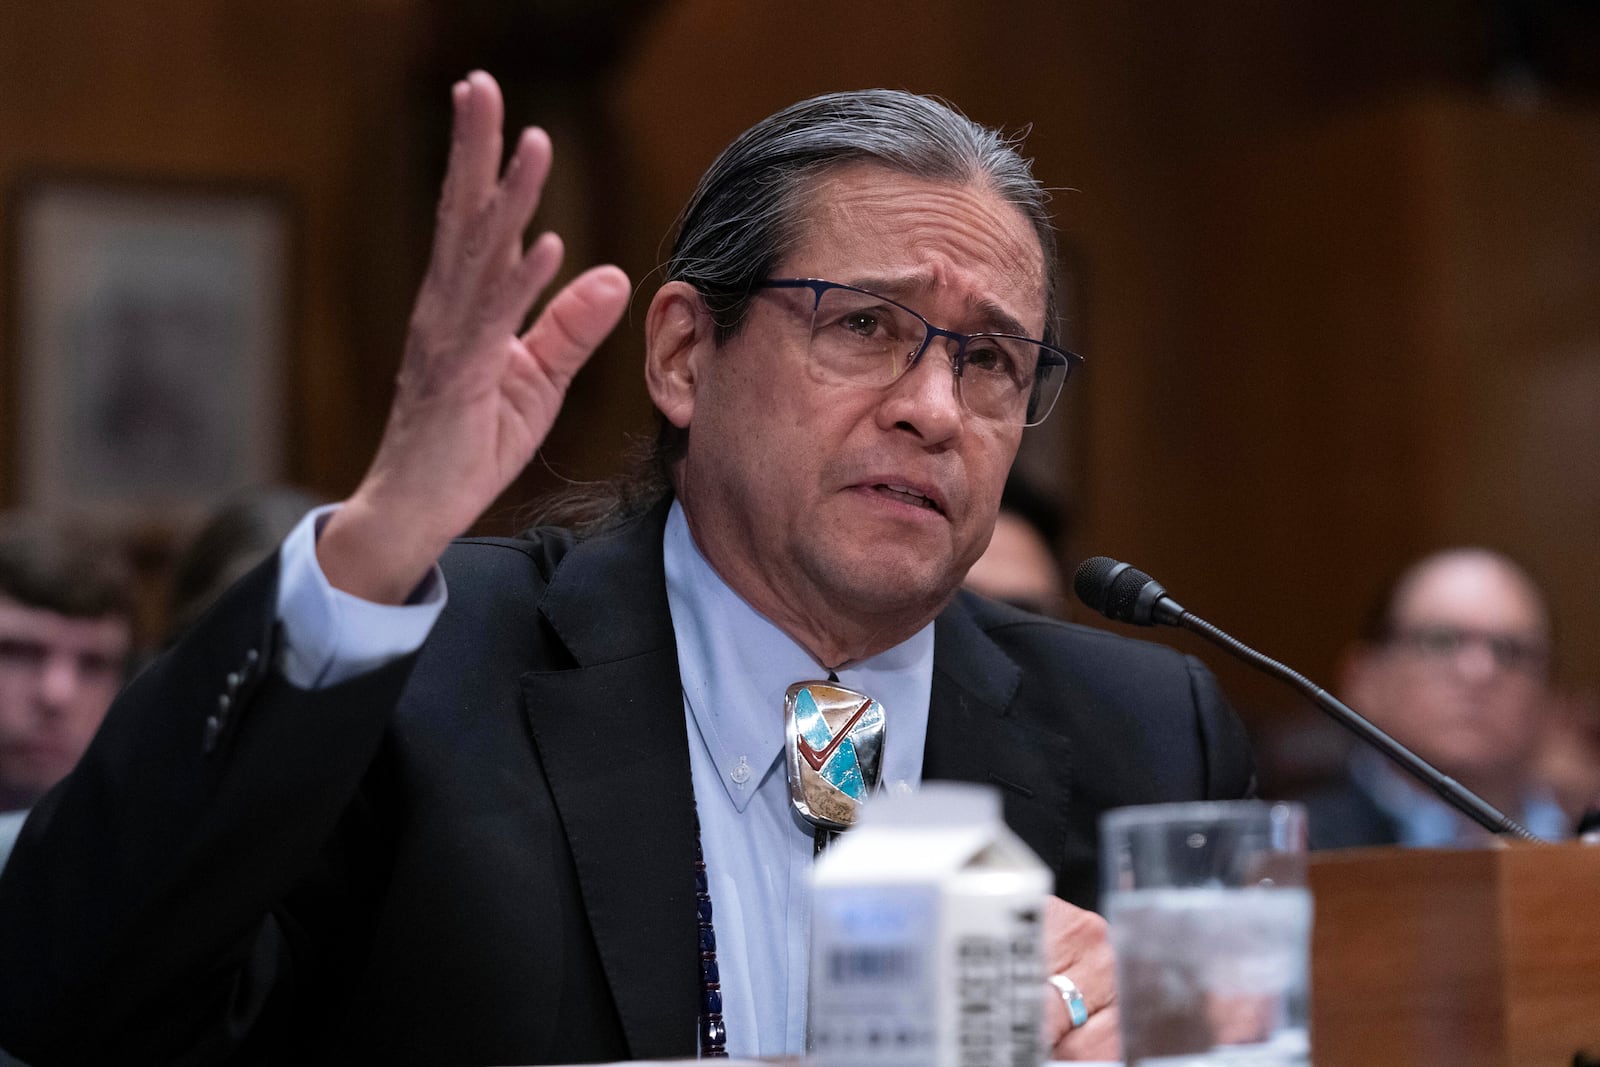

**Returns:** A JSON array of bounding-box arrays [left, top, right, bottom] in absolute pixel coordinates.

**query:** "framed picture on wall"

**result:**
[[5, 176, 293, 521]]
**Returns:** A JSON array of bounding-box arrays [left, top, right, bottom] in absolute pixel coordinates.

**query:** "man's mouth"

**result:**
[[874, 483, 942, 513]]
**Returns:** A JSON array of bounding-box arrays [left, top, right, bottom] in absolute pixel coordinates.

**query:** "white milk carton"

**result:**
[[808, 782, 1051, 1067]]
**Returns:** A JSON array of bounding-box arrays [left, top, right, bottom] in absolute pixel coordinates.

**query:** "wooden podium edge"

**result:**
[[1308, 843, 1600, 1067]]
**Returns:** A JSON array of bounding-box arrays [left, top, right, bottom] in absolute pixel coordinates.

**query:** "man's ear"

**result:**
[[644, 281, 711, 430]]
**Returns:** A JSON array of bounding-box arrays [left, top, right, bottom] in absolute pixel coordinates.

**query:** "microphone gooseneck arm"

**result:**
[[1176, 610, 1541, 843], [1073, 556, 1544, 844]]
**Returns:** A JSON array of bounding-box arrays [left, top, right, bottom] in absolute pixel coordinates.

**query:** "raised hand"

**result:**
[[317, 71, 630, 603]]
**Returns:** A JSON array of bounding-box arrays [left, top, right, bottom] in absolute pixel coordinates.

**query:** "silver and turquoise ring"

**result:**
[[1047, 972, 1091, 1029]]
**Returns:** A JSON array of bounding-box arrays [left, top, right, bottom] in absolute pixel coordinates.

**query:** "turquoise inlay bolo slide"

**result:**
[[784, 681, 886, 833]]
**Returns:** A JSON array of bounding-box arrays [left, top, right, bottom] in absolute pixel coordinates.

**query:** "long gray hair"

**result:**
[[527, 88, 1060, 534]]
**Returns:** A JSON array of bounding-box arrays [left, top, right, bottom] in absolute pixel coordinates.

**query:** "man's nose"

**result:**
[[36, 654, 84, 710], [1452, 639, 1500, 683], [881, 338, 965, 437]]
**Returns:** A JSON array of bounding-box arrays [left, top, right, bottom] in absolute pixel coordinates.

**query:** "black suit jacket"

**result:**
[[1299, 773, 1404, 851], [0, 502, 1254, 1066]]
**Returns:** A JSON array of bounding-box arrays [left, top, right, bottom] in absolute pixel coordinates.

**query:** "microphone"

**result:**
[[1073, 556, 1543, 843], [1072, 556, 1187, 627]]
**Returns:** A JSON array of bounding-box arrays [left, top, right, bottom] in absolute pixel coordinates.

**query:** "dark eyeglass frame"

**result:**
[[755, 278, 1082, 427], [1384, 624, 1551, 676]]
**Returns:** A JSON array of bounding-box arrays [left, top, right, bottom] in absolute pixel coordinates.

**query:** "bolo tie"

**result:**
[[697, 674, 886, 1056], [783, 675, 887, 853]]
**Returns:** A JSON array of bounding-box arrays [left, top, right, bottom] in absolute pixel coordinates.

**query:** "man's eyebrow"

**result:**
[[967, 298, 1030, 338], [845, 274, 1033, 337]]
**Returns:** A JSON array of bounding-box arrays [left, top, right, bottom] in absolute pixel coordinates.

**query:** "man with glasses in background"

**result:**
[[0, 74, 1254, 1065], [1302, 547, 1569, 849]]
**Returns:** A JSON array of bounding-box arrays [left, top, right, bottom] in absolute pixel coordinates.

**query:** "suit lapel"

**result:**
[[924, 594, 1074, 879], [520, 504, 700, 1060]]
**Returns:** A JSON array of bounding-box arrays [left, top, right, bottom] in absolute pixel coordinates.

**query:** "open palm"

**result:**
[[318, 72, 630, 603]]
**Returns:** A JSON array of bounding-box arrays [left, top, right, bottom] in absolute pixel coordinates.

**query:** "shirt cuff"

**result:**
[[275, 504, 447, 689]]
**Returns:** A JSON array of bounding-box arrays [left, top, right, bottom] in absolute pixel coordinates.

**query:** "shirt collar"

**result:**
[[662, 500, 934, 812]]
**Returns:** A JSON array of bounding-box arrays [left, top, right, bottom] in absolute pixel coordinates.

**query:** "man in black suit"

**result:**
[[1301, 547, 1566, 849], [0, 73, 1253, 1065]]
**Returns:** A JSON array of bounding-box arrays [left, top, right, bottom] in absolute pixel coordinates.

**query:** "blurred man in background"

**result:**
[[0, 514, 135, 866], [962, 472, 1069, 618], [1301, 547, 1568, 848]]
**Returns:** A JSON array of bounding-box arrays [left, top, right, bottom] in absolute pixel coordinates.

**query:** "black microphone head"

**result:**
[[1073, 556, 1178, 626], [1073, 556, 1132, 618]]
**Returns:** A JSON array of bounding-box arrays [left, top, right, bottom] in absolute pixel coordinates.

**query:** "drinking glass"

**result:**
[[1101, 801, 1312, 1066]]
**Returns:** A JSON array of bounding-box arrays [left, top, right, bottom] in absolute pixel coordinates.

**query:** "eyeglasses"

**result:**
[[1385, 624, 1550, 676], [755, 278, 1081, 426]]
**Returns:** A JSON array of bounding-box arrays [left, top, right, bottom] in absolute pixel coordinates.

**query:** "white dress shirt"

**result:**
[[662, 501, 932, 1057]]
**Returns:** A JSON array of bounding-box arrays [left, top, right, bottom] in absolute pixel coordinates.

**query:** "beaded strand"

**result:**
[[694, 809, 728, 1057]]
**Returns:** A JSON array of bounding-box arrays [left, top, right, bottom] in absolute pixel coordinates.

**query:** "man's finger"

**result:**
[[498, 127, 554, 255], [1042, 897, 1117, 1009], [457, 126, 555, 304], [471, 230, 563, 342], [1051, 1006, 1121, 1061], [433, 71, 506, 258], [523, 265, 632, 388], [454, 71, 506, 204]]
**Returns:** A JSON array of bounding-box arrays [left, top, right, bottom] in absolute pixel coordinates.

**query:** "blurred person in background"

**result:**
[[1300, 547, 1568, 848], [961, 472, 1069, 618], [0, 514, 135, 867], [163, 486, 325, 646]]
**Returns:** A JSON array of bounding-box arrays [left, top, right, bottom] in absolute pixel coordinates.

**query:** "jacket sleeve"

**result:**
[[0, 553, 417, 1065]]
